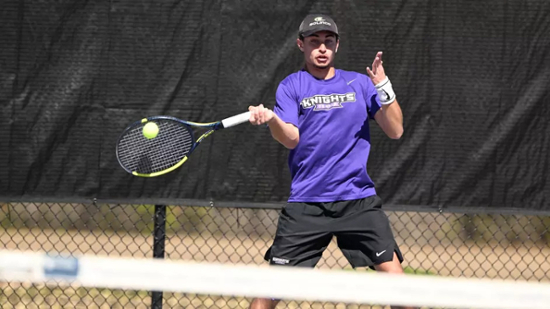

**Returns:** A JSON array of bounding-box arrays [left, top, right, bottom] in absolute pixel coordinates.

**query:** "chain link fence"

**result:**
[[1, 202, 549, 308]]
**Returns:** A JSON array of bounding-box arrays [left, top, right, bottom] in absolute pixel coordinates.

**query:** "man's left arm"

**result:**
[[374, 99, 403, 139], [366, 51, 404, 139]]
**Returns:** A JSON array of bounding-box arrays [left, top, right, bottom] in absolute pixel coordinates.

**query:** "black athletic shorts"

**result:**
[[264, 195, 403, 269]]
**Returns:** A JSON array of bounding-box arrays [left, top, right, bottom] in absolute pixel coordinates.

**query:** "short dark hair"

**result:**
[[298, 33, 339, 41]]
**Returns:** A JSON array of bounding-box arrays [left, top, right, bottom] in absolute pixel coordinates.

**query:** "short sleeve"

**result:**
[[273, 81, 299, 127], [364, 76, 382, 119]]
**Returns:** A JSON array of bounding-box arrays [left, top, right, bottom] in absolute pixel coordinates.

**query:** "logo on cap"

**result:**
[[309, 17, 331, 27]]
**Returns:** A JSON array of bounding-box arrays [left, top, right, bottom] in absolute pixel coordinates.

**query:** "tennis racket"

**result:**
[[116, 111, 251, 177]]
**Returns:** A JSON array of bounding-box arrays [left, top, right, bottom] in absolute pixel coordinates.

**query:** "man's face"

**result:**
[[298, 31, 339, 69]]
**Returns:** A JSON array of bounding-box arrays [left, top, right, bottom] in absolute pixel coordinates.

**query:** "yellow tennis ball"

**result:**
[[142, 122, 159, 139]]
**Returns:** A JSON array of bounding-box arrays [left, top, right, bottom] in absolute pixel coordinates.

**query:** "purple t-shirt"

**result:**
[[274, 68, 382, 202]]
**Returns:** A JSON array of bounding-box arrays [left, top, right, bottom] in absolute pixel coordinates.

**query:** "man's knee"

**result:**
[[374, 253, 404, 273]]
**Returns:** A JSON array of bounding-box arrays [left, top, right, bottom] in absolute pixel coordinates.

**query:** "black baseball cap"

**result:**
[[298, 14, 339, 38]]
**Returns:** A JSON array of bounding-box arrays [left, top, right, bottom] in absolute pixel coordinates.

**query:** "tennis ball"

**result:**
[[142, 122, 159, 139]]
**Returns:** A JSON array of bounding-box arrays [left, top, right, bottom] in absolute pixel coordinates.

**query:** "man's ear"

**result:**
[[297, 38, 304, 52]]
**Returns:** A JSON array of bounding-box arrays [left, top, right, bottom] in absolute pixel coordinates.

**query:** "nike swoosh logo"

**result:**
[[382, 89, 391, 101], [376, 250, 386, 257], [347, 79, 357, 85]]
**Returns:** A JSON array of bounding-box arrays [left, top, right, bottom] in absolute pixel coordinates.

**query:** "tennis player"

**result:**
[[248, 14, 412, 309]]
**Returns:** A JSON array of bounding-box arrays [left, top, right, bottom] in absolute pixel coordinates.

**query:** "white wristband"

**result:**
[[375, 77, 396, 105]]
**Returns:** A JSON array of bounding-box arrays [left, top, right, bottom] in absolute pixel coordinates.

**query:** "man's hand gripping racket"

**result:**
[[116, 111, 252, 177]]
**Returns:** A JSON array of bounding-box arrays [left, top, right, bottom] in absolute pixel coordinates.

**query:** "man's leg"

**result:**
[[374, 252, 405, 273], [249, 202, 332, 309], [249, 298, 280, 309], [374, 253, 417, 309], [333, 196, 417, 309]]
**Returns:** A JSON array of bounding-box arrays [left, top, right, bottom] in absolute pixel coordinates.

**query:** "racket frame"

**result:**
[[116, 112, 250, 177]]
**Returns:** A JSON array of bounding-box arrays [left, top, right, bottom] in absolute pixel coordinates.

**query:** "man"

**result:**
[[248, 14, 410, 309]]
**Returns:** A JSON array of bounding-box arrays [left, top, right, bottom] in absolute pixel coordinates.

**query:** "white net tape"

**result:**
[[1, 250, 549, 309]]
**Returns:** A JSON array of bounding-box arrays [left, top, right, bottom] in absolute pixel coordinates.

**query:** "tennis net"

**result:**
[[1, 249, 549, 309]]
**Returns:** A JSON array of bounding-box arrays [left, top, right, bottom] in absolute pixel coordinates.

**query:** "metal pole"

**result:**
[[151, 204, 166, 309]]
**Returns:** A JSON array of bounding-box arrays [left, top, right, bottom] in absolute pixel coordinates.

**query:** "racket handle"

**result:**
[[221, 111, 251, 128]]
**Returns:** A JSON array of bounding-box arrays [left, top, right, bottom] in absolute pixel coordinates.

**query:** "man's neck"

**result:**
[[305, 64, 336, 80]]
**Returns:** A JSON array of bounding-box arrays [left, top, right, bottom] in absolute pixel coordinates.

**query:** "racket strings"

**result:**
[[118, 120, 193, 174]]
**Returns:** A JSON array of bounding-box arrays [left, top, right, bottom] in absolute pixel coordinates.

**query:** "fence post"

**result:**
[[151, 204, 167, 309]]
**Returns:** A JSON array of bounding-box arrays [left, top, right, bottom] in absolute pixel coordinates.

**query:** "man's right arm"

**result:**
[[267, 113, 299, 149], [248, 104, 299, 149]]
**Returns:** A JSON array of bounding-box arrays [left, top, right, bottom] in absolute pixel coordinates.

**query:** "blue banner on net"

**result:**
[[43, 254, 79, 279]]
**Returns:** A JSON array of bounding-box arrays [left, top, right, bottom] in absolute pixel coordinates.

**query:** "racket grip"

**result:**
[[221, 111, 251, 128]]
